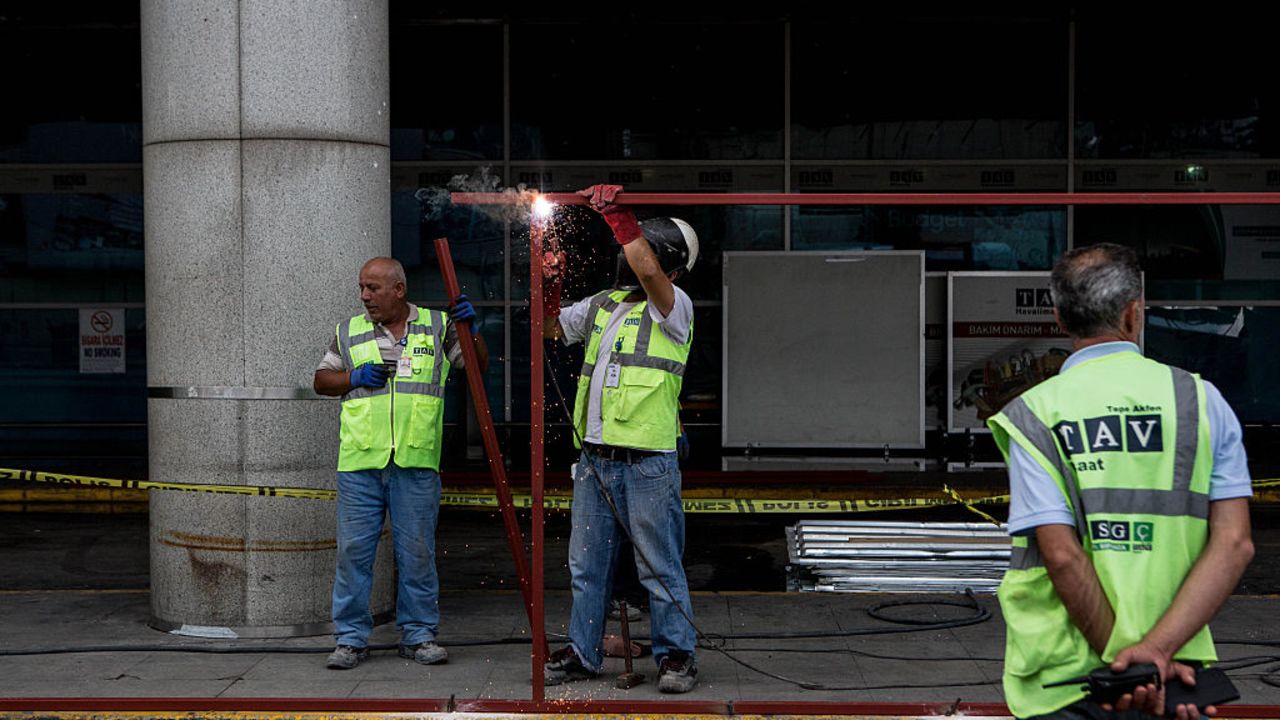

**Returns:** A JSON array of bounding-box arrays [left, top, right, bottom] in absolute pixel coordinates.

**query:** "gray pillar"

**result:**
[[141, 0, 393, 637]]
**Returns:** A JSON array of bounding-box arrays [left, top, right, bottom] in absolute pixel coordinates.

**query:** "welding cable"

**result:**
[[542, 350, 997, 691], [0, 598, 995, 661], [1199, 655, 1280, 689], [0, 609, 995, 659], [710, 593, 991, 640], [1213, 656, 1280, 672], [1211, 646, 1280, 688], [696, 595, 997, 690], [724, 645, 1004, 663]]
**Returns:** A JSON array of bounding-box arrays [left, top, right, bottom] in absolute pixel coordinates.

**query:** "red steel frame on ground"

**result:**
[[6, 190, 1280, 717]]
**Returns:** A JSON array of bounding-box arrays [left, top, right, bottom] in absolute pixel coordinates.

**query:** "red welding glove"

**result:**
[[542, 250, 565, 317], [578, 184, 642, 245]]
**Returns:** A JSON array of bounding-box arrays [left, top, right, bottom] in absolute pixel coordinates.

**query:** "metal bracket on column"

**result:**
[[147, 386, 335, 400]]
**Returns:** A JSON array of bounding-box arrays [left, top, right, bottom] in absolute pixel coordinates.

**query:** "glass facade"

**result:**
[[4, 7, 1279, 474]]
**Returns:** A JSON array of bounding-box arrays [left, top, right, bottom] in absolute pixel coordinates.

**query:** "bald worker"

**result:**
[[314, 257, 484, 670]]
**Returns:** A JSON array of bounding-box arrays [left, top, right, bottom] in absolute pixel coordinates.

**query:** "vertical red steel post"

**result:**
[[432, 237, 543, 656], [528, 210, 547, 696]]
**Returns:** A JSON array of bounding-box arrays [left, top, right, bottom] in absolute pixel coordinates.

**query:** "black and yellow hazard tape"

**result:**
[[942, 484, 1006, 526], [0, 467, 336, 500], [0, 467, 1011, 515], [3, 467, 1278, 516], [439, 490, 1015, 515]]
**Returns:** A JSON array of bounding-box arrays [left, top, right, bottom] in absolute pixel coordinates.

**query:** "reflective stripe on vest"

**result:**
[[1002, 396, 1088, 538], [1171, 367, 1199, 492], [579, 293, 689, 379], [1008, 535, 1043, 570]]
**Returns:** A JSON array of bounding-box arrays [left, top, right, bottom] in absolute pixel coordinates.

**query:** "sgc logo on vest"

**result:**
[[1090, 520, 1154, 552]]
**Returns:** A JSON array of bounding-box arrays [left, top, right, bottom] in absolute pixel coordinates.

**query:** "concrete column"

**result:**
[[141, 0, 392, 636]]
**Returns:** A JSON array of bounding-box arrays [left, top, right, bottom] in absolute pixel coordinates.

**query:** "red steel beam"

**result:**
[[433, 237, 544, 657], [452, 698, 734, 714], [453, 191, 1280, 206], [529, 213, 548, 697], [8, 698, 1280, 718]]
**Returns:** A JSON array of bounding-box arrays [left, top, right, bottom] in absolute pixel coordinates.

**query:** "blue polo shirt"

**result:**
[[1006, 341, 1252, 535]]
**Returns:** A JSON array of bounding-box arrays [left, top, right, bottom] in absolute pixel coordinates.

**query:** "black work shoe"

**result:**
[[399, 641, 448, 665], [543, 645, 598, 686], [657, 651, 698, 693], [325, 644, 369, 670]]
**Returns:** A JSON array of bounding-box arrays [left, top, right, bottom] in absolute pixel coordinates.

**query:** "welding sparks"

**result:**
[[532, 194, 555, 219]]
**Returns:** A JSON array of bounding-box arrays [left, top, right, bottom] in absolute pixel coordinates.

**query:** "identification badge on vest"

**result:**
[[397, 355, 413, 378], [604, 338, 623, 388]]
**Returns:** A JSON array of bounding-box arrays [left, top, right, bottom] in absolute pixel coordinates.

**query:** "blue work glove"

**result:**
[[350, 362, 390, 389], [450, 293, 476, 323], [676, 431, 690, 463]]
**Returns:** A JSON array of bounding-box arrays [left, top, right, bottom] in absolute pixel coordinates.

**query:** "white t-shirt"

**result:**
[[558, 286, 693, 446]]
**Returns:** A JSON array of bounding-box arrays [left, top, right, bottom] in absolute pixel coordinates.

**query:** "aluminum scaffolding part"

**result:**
[[787, 521, 1010, 593]]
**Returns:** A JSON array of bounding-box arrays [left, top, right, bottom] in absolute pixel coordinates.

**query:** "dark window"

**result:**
[[793, 206, 1065, 271], [1076, 16, 1277, 159], [511, 23, 783, 160], [0, 193, 145, 302], [1147, 306, 1280, 423], [793, 17, 1066, 159], [389, 20, 503, 161], [393, 192, 506, 303], [0, 5, 142, 163], [0, 307, 147, 475], [1075, 205, 1280, 300]]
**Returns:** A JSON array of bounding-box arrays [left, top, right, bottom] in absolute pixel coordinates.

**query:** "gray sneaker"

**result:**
[[399, 641, 448, 665], [325, 644, 369, 670], [657, 651, 698, 693], [543, 645, 598, 685]]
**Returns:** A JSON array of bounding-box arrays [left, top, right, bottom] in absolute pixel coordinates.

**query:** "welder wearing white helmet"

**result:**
[[540, 184, 701, 694]]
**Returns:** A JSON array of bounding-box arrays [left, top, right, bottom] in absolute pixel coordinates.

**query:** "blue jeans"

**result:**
[[332, 461, 442, 648], [567, 451, 695, 671]]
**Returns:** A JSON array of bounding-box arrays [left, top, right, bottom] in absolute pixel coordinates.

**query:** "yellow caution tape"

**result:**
[[442, 491, 1015, 515], [0, 467, 335, 500], [942, 484, 1006, 527], [3, 467, 1277, 515], [1, 466, 1011, 515]]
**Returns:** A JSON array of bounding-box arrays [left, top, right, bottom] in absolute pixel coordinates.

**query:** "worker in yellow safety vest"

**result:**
[[990, 243, 1254, 720]]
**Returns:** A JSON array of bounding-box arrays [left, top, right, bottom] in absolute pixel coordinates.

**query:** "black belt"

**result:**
[[584, 442, 662, 463]]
